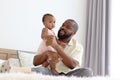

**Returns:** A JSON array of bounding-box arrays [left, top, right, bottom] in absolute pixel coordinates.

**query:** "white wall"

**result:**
[[0, 0, 87, 51], [109, 0, 120, 77]]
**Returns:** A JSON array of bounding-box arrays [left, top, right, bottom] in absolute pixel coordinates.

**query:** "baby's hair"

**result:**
[[42, 13, 54, 22]]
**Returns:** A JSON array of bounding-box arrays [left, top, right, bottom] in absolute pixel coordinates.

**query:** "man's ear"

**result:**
[[73, 32, 76, 35]]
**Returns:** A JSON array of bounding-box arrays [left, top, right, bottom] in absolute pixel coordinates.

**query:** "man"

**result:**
[[32, 19, 93, 77]]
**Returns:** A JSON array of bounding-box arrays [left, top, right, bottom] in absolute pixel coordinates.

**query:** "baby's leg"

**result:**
[[48, 53, 60, 75], [49, 60, 59, 75]]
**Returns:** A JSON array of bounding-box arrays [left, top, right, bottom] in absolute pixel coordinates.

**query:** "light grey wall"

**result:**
[[0, 0, 87, 51]]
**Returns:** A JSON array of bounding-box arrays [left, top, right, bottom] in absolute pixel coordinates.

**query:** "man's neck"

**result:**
[[57, 39, 68, 48], [58, 38, 71, 44]]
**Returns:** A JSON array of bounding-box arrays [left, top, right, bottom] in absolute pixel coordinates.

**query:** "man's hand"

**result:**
[[46, 35, 58, 48]]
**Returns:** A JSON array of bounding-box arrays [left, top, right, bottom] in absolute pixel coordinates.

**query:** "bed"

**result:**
[[0, 48, 17, 60], [0, 48, 117, 80], [0, 48, 35, 73]]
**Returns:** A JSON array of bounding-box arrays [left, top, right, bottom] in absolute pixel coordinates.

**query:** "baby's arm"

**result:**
[[41, 28, 48, 39]]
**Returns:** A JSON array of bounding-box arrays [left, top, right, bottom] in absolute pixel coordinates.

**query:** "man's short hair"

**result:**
[[67, 19, 79, 33]]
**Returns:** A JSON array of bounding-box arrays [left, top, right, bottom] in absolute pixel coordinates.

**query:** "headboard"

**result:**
[[0, 48, 18, 60]]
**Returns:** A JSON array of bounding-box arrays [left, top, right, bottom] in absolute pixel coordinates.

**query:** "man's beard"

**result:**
[[58, 30, 72, 39]]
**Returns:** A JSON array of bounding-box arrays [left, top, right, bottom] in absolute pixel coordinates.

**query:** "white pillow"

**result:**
[[17, 50, 35, 67], [0, 58, 20, 73], [8, 58, 20, 67], [0, 60, 5, 65], [0, 59, 6, 73], [0, 60, 9, 73]]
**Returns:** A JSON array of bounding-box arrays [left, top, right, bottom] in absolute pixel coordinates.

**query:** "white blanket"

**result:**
[[0, 73, 116, 80]]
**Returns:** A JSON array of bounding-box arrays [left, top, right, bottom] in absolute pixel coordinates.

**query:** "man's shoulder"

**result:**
[[70, 38, 83, 50], [70, 38, 82, 45]]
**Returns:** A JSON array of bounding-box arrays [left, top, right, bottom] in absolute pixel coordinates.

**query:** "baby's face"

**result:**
[[43, 16, 55, 30]]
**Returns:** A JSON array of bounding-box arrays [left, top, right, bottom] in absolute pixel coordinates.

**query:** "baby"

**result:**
[[38, 13, 61, 74]]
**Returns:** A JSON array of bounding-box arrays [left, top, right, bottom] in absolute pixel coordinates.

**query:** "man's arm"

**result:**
[[33, 52, 48, 66], [48, 36, 79, 69], [55, 44, 79, 69]]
